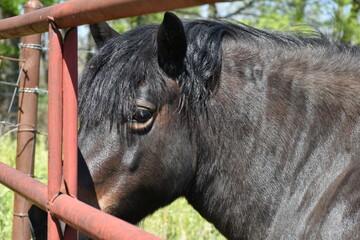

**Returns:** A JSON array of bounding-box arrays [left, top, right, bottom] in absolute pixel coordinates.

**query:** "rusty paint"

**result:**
[[50, 194, 162, 240], [0, 162, 163, 240], [0, 162, 47, 211], [0, 0, 225, 39], [62, 27, 78, 199], [47, 20, 63, 240], [62, 27, 78, 240]]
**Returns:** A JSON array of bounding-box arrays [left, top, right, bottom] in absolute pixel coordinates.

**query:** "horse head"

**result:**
[[78, 12, 195, 224], [30, 11, 360, 240]]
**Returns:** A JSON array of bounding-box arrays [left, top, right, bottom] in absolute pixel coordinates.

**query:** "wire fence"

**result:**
[[0, 41, 96, 139], [0, 55, 25, 138], [0, 59, 49, 139]]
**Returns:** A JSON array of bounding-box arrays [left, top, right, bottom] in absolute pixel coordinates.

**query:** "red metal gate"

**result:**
[[0, 0, 224, 239]]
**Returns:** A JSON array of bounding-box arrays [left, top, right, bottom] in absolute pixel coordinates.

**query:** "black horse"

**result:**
[[30, 12, 360, 239]]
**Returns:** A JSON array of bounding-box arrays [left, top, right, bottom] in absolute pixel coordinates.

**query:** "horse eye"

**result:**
[[132, 108, 154, 124]]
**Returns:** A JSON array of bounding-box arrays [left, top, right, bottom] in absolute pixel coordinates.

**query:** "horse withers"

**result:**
[[30, 12, 360, 239]]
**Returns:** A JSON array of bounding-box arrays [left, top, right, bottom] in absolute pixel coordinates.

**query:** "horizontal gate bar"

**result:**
[[0, 162, 162, 240], [0, 161, 47, 211], [0, 0, 225, 39], [51, 195, 160, 240]]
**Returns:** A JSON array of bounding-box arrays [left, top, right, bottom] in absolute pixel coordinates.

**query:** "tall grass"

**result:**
[[0, 134, 17, 240], [0, 134, 225, 239]]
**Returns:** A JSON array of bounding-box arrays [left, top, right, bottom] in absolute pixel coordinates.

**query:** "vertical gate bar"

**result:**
[[62, 27, 78, 199], [47, 20, 63, 240], [12, 1, 42, 240], [62, 27, 78, 240]]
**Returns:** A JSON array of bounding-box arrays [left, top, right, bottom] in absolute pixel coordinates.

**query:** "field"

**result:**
[[0, 134, 225, 240]]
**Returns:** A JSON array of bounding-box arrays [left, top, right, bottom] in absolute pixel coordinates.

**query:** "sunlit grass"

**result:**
[[0, 134, 17, 240], [0, 134, 225, 239], [140, 198, 225, 240]]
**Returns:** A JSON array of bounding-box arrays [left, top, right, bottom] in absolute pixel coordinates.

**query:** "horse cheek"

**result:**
[[155, 105, 194, 196]]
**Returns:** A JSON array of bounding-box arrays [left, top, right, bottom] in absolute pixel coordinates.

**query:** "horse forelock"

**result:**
[[79, 25, 167, 130]]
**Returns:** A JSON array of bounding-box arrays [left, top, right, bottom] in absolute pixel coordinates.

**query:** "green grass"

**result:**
[[0, 134, 225, 239], [140, 198, 225, 240], [0, 134, 17, 240]]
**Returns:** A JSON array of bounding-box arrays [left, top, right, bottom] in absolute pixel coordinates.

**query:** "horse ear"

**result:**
[[157, 12, 187, 78], [90, 22, 119, 48]]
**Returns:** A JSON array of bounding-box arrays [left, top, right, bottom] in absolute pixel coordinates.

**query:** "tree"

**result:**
[[333, 0, 360, 43], [210, 0, 359, 44]]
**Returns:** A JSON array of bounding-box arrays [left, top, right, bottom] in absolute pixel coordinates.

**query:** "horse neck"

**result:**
[[186, 44, 360, 239]]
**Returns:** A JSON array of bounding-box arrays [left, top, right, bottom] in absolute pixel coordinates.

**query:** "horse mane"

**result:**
[[79, 18, 360, 129]]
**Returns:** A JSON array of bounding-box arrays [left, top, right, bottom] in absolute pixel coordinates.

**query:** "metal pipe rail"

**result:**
[[0, 0, 224, 39], [0, 162, 160, 240]]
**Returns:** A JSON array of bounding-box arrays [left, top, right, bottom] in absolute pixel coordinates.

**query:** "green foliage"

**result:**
[[110, 7, 201, 33], [0, 1, 20, 16], [0, 134, 48, 239], [244, 12, 293, 30], [0, 41, 18, 57], [0, 135, 16, 240], [111, 13, 169, 33], [108, 1, 360, 44], [0, 0, 61, 15], [239, 0, 360, 44], [333, 0, 360, 43], [110, 14, 163, 34]]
